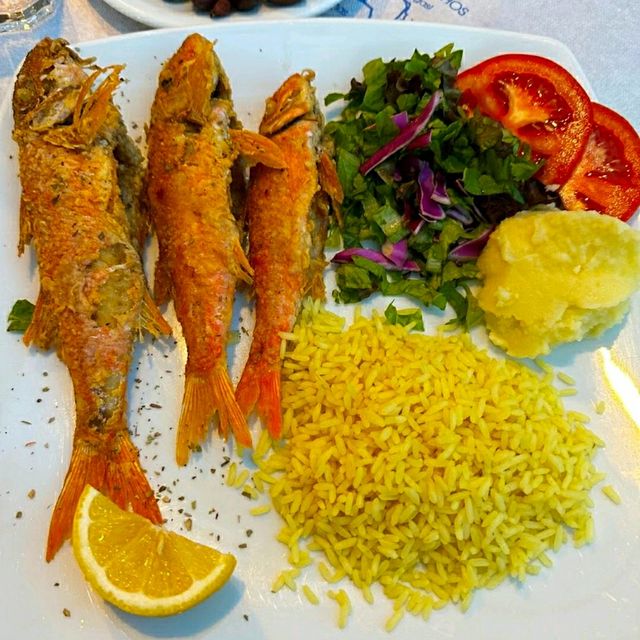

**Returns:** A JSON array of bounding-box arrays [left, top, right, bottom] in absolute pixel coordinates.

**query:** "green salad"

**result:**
[[325, 45, 559, 328]]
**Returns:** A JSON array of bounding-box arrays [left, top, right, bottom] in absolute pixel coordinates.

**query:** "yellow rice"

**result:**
[[328, 589, 351, 628], [249, 504, 271, 516], [259, 302, 604, 617], [601, 484, 621, 504]]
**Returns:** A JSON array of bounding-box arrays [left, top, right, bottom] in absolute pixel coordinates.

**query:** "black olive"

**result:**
[[234, 0, 259, 10], [210, 0, 232, 15], [192, 0, 215, 10]]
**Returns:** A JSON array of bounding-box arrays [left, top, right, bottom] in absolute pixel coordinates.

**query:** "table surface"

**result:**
[[1, 0, 639, 132]]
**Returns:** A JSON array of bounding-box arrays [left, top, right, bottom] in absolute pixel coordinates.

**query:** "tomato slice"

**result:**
[[456, 54, 593, 185], [560, 103, 640, 221]]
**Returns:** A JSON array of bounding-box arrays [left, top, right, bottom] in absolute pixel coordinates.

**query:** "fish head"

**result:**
[[152, 33, 233, 127], [259, 70, 320, 137], [12, 38, 93, 131]]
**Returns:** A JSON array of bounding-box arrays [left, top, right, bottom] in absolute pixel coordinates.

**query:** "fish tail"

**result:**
[[236, 362, 282, 440], [46, 433, 161, 562], [176, 367, 252, 466]]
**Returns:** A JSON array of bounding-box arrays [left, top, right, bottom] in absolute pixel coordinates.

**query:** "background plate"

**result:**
[[1, 18, 639, 640], [101, 0, 340, 27]]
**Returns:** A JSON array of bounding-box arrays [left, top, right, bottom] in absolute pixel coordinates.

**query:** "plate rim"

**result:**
[[4, 19, 637, 640], [74, 18, 595, 94]]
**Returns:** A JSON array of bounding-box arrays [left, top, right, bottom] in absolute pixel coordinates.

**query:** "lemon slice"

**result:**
[[72, 485, 236, 616]]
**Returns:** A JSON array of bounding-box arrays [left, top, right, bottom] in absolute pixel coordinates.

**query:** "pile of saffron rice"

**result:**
[[252, 303, 605, 622]]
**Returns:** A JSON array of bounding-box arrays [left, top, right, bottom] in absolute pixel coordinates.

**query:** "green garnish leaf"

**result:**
[[7, 299, 35, 333], [324, 92, 346, 106], [361, 58, 389, 112], [384, 302, 425, 331]]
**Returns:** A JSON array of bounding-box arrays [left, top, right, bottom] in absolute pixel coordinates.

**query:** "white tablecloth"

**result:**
[[1, 0, 639, 131]]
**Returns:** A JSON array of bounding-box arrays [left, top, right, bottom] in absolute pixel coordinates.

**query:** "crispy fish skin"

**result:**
[[145, 34, 284, 464], [235, 71, 343, 439], [12, 38, 170, 561]]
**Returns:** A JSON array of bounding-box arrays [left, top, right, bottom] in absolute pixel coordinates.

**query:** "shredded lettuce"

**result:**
[[326, 44, 559, 328], [384, 302, 425, 331]]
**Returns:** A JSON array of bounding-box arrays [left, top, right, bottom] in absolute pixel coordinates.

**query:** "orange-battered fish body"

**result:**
[[12, 39, 170, 561], [235, 71, 343, 439], [145, 34, 283, 464]]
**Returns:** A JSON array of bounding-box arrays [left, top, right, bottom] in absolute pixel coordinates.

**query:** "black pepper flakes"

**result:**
[[16, 511, 22, 519], [62, 608, 71, 618]]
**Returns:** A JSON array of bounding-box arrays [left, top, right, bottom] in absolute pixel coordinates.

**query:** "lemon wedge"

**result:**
[[72, 485, 236, 616]]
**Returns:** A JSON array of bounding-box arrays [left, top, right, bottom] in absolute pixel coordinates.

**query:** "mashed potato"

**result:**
[[476, 209, 640, 358]]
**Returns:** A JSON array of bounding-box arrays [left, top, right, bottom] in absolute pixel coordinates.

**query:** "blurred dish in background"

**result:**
[[101, 0, 340, 27], [0, 0, 57, 33]]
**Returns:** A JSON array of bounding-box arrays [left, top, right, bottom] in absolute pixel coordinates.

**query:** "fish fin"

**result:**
[[236, 363, 282, 440], [308, 259, 327, 301], [176, 367, 252, 466], [23, 290, 57, 350], [140, 289, 172, 338], [43, 66, 124, 149], [259, 71, 316, 137], [45, 433, 161, 561], [230, 129, 287, 169], [233, 241, 254, 285], [153, 247, 173, 307], [318, 150, 344, 227]]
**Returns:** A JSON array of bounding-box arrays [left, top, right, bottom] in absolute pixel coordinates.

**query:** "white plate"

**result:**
[[102, 0, 340, 27], [1, 18, 639, 640]]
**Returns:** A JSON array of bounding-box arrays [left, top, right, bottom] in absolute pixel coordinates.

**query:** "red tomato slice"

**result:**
[[560, 103, 640, 221], [456, 54, 593, 185]]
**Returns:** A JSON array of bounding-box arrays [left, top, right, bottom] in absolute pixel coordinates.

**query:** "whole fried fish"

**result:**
[[145, 34, 284, 465], [12, 38, 171, 561], [235, 71, 343, 439]]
